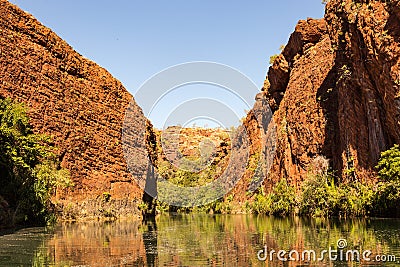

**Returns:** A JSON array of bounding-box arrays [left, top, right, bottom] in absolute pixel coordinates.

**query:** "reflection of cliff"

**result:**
[[0, 0, 150, 214], [244, 0, 400, 191], [39, 221, 148, 266], [30, 216, 400, 266]]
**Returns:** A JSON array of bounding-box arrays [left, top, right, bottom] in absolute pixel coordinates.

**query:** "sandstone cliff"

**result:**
[[0, 0, 150, 217], [248, 0, 400, 190], [2, 0, 400, 215]]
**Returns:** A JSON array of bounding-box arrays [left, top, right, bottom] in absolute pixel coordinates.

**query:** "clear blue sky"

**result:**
[[9, 1, 325, 128]]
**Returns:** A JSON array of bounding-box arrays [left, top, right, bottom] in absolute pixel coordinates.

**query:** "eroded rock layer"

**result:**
[[2, 0, 400, 212], [250, 0, 400, 189], [0, 0, 149, 212]]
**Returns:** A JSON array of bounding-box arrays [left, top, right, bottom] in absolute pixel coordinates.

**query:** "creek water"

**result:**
[[0, 214, 399, 266]]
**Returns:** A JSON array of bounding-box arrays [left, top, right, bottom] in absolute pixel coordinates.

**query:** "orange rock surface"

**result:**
[[246, 0, 400, 191], [2, 0, 400, 211], [0, 0, 149, 213]]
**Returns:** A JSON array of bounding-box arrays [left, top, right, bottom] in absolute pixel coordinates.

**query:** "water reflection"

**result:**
[[34, 220, 147, 266], [142, 218, 157, 267], [0, 215, 398, 266]]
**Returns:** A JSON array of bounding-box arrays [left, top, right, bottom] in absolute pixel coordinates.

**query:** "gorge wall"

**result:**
[[246, 0, 400, 191], [2, 0, 400, 215], [0, 0, 150, 217]]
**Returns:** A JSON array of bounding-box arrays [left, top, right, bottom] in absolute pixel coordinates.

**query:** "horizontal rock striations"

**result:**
[[249, 0, 400, 190], [0, 0, 151, 216]]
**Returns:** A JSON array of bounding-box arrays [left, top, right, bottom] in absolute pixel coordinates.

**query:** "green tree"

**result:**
[[373, 144, 400, 217], [300, 173, 340, 217], [269, 178, 297, 216], [0, 98, 72, 225], [376, 144, 400, 182]]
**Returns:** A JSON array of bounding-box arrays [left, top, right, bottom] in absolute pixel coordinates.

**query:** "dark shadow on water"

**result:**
[[142, 217, 158, 267]]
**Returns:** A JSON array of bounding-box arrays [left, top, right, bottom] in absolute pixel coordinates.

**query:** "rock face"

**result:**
[[0, 0, 149, 214], [155, 127, 231, 170], [251, 0, 400, 189], [2, 0, 399, 214]]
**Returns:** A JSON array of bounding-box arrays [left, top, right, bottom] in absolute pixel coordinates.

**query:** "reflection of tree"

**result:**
[[142, 218, 158, 267], [155, 214, 270, 266], [252, 216, 400, 266], [154, 215, 400, 266], [23, 216, 400, 266]]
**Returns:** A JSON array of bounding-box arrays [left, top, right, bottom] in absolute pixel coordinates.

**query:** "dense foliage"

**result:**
[[374, 144, 400, 217], [151, 140, 400, 217], [299, 174, 373, 217], [376, 144, 400, 182], [249, 178, 297, 216], [249, 144, 400, 218], [0, 98, 72, 225]]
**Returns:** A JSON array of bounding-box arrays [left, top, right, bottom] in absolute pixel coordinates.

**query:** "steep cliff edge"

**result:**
[[0, 0, 150, 218], [250, 0, 400, 190]]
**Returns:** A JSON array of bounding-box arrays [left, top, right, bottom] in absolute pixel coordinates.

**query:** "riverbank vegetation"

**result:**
[[0, 98, 73, 227], [247, 144, 400, 217], [2, 97, 399, 223], [150, 143, 400, 218]]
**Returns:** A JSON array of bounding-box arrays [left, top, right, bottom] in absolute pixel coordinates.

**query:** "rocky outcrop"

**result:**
[[250, 0, 400, 190], [154, 127, 231, 171], [0, 0, 149, 215]]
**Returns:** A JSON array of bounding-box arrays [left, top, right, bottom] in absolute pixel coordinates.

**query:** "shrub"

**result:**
[[250, 178, 297, 216], [269, 54, 279, 65], [376, 144, 400, 182], [300, 173, 340, 217], [269, 178, 297, 216], [372, 144, 400, 217], [372, 182, 400, 217], [300, 173, 373, 217], [0, 98, 72, 225], [251, 191, 272, 214], [338, 182, 374, 217]]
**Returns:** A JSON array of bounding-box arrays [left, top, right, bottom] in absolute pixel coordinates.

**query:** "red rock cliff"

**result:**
[[251, 0, 400, 189], [2, 0, 400, 211], [0, 0, 150, 211]]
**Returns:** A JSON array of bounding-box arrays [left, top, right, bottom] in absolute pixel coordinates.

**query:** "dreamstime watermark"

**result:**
[[122, 61, 277, 207], [257, 239, 398, 263]]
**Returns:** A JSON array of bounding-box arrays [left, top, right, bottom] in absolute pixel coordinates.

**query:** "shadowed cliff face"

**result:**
[[0, 0, 150, 211], [249, 0, 400, 190]]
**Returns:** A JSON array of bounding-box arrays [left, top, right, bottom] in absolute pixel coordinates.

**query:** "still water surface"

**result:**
[[0, 215, 399, 266]]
